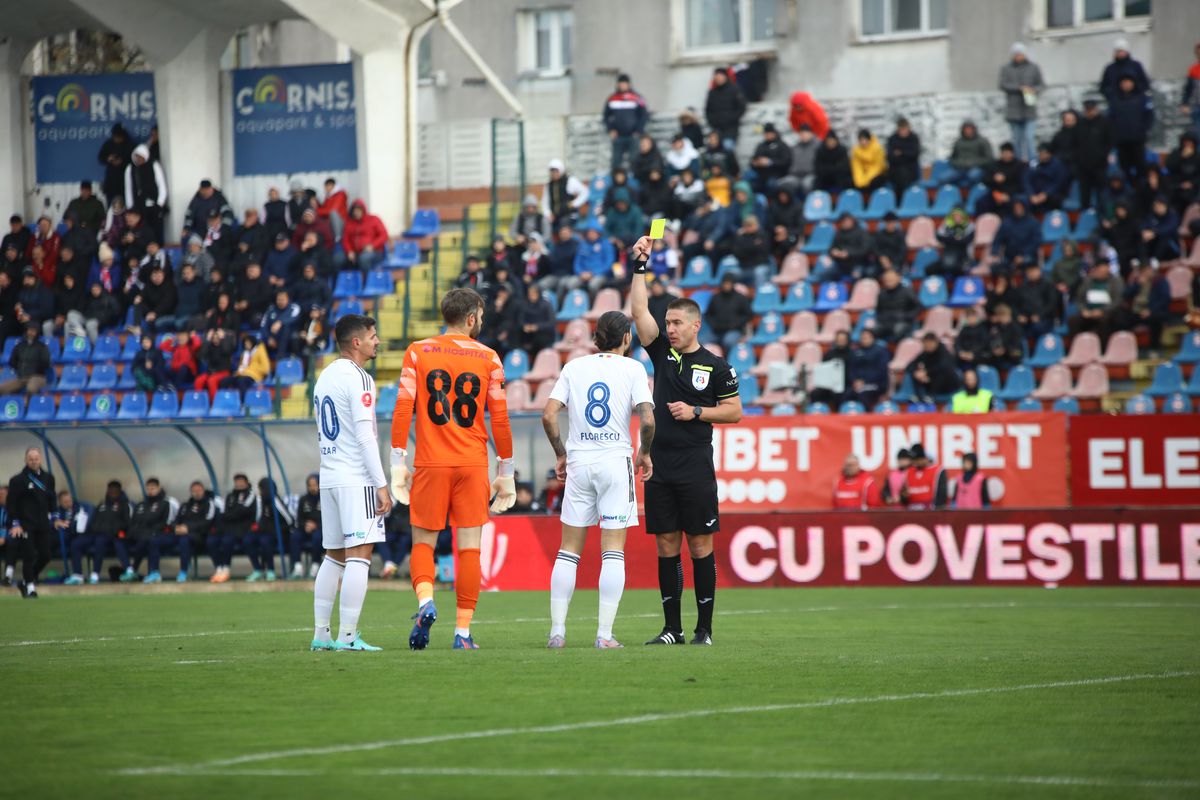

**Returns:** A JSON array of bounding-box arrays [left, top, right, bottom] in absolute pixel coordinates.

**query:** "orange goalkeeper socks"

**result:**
[[411, 543, 435, 608], [455, 548, 481, 635]]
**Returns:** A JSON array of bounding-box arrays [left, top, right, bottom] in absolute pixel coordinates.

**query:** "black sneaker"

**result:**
[[690, 630, 712, 645], [644, 628, 686, 645]]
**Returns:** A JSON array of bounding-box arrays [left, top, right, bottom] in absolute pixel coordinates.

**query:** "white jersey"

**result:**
[[549, 353, 653, 467], [314, 358, 383, 488]]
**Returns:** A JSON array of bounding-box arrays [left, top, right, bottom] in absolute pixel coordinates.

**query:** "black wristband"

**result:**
[[632, 257, 648, 274]]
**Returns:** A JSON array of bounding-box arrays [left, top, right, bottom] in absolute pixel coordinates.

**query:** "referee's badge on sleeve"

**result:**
[[691, 368, 710, 391]]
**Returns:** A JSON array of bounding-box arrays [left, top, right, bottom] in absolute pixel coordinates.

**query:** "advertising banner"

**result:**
[[476, 509, 1200, 590], [32, 73, 156, 184], [1068, 415, 1200, 507], [231, 63, 357, 175]]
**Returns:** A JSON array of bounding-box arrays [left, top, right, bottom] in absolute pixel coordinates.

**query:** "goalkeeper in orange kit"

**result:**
[[390, 288, 515, 650]]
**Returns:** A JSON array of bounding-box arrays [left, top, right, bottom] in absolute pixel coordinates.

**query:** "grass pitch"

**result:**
[[2, 586, 1197, 799]]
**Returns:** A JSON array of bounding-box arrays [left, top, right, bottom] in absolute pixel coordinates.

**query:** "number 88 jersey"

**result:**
[[392, 335, 510, 468]]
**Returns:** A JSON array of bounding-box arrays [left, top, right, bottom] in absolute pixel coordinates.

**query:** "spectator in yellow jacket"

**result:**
[[851, 128, 889, 192], [219, 333, 271, 396]]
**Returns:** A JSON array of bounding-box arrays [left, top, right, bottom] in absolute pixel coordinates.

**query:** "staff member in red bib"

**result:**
[[902, 444, 947, 510], [833, 454, 874, 510], [952, 452, 990, 509]]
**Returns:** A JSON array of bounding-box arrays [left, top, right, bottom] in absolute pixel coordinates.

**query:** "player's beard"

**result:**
[[470, 314, 483, 339]]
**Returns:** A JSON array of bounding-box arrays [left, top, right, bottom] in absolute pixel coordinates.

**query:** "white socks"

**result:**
[[549, 550, 580, 638], [597, 551, 625, 641], [313, 556, 344, 642], [337, 558, 371, 643]]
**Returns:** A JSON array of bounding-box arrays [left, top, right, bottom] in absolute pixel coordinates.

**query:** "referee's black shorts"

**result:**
[[644, 479, 720, 536]]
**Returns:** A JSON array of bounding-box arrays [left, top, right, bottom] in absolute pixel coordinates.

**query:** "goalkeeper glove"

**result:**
[[389, 448, 412, 505], [489, 457, 516, 514]]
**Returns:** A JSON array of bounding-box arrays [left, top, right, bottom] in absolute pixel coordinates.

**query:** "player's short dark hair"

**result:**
[[593, 311, 632, 351], [334, 314, 377, 350], [441, 287, 484, 326], [666, 297, 702, 320]]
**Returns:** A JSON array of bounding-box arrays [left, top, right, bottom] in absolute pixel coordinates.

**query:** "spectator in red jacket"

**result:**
[[160, 330, 202, 387], [342, 200, 389, 273], [788, 91, 830, 140], [25, 216, 59, 279], [317, 178, 349, 243]]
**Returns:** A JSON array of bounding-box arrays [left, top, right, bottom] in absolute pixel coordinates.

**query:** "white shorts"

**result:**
[[561, 456, 638, 530], [320, 486, 386, 550]]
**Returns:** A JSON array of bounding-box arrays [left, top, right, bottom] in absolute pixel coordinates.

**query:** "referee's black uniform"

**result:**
[[6, 464, 56, 596], [641, 329, 739, 643]]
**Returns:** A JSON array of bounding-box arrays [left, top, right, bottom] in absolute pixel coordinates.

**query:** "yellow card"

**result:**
[[649, 218, 666, 240]]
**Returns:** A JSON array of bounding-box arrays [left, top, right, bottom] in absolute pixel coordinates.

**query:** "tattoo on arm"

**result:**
[[636, 402, 655, 452], [542, 404, 567, 458]]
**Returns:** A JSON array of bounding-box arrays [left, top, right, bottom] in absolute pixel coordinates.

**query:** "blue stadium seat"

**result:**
[[404, 209, 441, 238], [55, 364, 88, 392], [87, 363, 118, 391], [806, 402, 831, 415], [362, 270, 394, 298], [273, 357, 305, 386], [896, 185, 930, 219], [117, 365, 137, 390], [873, 399, 900, 414], [727, 343, 757, 376], [503, 349, 530, 381], [812, 282, 848, 313], [0, 395, 24, 422], [244, 388, 273, 417], [1027, 334, 1064, 368], [906, 402, 937, 413], [1015, 396, 1042, 412], [738, 375, 760, 404], [976, 364, 1000, 394], [803, 190, 833, 222], [86, 392, 118, 420], [751, 283, 781, 314], [921, 159, 955, 189], [918, 276, 948, 308], [1, 337, 18, 364], [1174, 330, 1200, 364], [1187, 366, 1200, 398], [179, 391, 210, 418], [147, 390, 179, 420], [859, 187, 896, 221], [1073, 209, 1098, 240], [24, 394, 55, 422], [928, 184, 962, 217], [893, 371, 917, 403], [838, 400, 865, 414], [333, 271, 363, 299], [690, 290, 713, 314], [61, 335, 91, 363], [680, 256, 715, 288], [800, 221, 834, 254], [997, 365, 1035, 401], [54, 393, 85, 421], [714, 256, 742, 284], [742, 405, 765, 416], [749, 312, 784, 345], [41, 336, 62, 363], [1042, 210, 1070, 242], [0, 367, 13, 385], [948, 277, 985, 307], [209, 389, 244, 418], [376, 383, 398, 418], [556, 289, 589, 321], [332, 299, 363, 322], [1051, 396, 1079, 414], [384, 240, 421, 268], [833, 189, 864, 219], [1162, 392, 1193, 414], [771, 403, 797, 415], [1062, 181, 1082, 212], [965, 183, 988, 215], [780, 281, 814, 313], [635, 346, 654, 377], [91, 334, 121, 363], [910, 247, 940, 278], [1124, 393, 1154, 414], [1145, 362, 1184, 397], [850, 309, 876, 341], [119, 336, 141, 362], [116, 392, 147, 420], [991, 398, 1009, 411]]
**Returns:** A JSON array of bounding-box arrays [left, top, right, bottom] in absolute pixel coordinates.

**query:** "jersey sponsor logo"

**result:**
[[361, 392, 372, 408], [692, 368, 710, 390]]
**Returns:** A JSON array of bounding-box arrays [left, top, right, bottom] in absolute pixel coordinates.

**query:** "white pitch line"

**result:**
[[174, 659, 225, 665], [116, 670, 1197, 776], [115, 765, 1200, 790]]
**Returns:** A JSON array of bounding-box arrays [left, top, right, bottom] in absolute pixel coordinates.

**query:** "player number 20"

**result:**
[[426, 369, 481, 427]]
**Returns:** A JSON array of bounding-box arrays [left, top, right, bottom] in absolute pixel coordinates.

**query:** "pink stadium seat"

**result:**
[[758, 389, 794, 406], [706, 344, 724, 359], [525, 349, 562, 382], [792, 341, 823, 371], [918, 305, 954, 338], [772, 252, 809, 285], [1178, 203, 1200, 237], [567, 348, 593, 362], [972, 213, 1001, 249], [505, 379, 531, 410], [904, 216, 937, 249], [1061, 332, 1101, 368], [1100, 331, 1137, 367], [584, 288, 622, 320], [844, 278, 879, 312], [889, 337, 922, 371], [815, 309, 851, 344], [1185, 237, 1200, 268], [555, 319, 591, 351], [1032, 364, 1072, 399], [780, 311, 819, 344], [525, 379, 555, 411], [751, 342, 790, 376], [1071, 362, 1110, 399], [1166, 266, 1192, 299], [680, 229, 700, 247]]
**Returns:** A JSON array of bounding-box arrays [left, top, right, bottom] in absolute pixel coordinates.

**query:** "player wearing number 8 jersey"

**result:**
[[390, 288, 515, 650]]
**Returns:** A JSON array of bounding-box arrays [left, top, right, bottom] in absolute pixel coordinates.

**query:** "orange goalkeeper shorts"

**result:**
[[410, 465, 491, 531]]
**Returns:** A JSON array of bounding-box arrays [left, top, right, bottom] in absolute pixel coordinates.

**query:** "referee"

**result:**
[[629, 236, 742, 645]]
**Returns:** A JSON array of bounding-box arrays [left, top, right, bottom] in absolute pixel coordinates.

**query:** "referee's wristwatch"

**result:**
[[692, 405, 703, 420]]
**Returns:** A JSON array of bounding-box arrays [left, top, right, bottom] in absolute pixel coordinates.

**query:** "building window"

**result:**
[[860, 0, 948, 39], [683, 0, 778, 53], [1045, 0, 1151, 29], [417, 33, 432, 81], [519, 8, 572, 76]]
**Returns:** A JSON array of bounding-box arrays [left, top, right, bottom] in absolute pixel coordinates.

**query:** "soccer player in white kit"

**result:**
[[310, 314, 394, 652], [541, 311, 655, 648]]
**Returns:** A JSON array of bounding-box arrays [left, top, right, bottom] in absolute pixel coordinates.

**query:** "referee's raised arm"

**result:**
[[629, 236, 659, 346]]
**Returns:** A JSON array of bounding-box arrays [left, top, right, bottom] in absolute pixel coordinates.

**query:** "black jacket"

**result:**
[[1015, 277, 1059, 321], [6, 467, 55, 532], [256, 479, 294, 537], [89, 494, 132, 538], [9, 339, 51, 379], [701, 144, 740, 178], [886, 132, 921, 181], [1108, 89, 1154, 144], [129, 493, 170, 540], [876, 284, 921, 329], [873, 228, 907, 268], [955, 322, 991, 363], [1050, 124, 1081, 174], [731, 230, 772, 267], [831, 225, 871, 264], [183, 189, 235, 234], [1076, 114, 1114, 169], [222, 487, 259, 537], [297, 490, 321, 532], [767, 196, 804, 236], [705, 289, 753, 335], [909, 344, 960, 396], [751, 139, 792, 179], [176, 493, 217, 539], [813, 144, 853, 192], [705, 81, 747, 138]]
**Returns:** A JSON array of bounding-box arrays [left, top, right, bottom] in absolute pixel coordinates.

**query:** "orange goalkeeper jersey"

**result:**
[[390, 334, 513, 468]]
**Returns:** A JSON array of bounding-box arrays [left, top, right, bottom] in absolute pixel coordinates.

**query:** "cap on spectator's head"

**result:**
[[289, 179, 304, 192], [1010, 42, 1027, 57], [186, 235, 202, 248], [548, 158, 564, 172], [883, 211, 898, 222], [274, 232, 289, 243], [1082, 95, 1101, 107], [21, 266, 34, 277], [763, 122, 777, 134], [909, 443, 927, 460], [199, 179, 213, 189], [98, 242, 114, 262], [207, 208, 221, 219], [798, 123, 812, 132], [80, 179, 92, 190], [617, 73, 631, 84], [897, 448, 911, 461], [132, 143, 150, 161], [1114, 37, 1130, 53], [719, 273, 736, 286], [4, 240, 17, 251]]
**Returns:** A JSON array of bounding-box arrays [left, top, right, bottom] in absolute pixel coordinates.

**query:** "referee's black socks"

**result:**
[[657, 556, 684, 635], [693, 553, 716, 633]]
